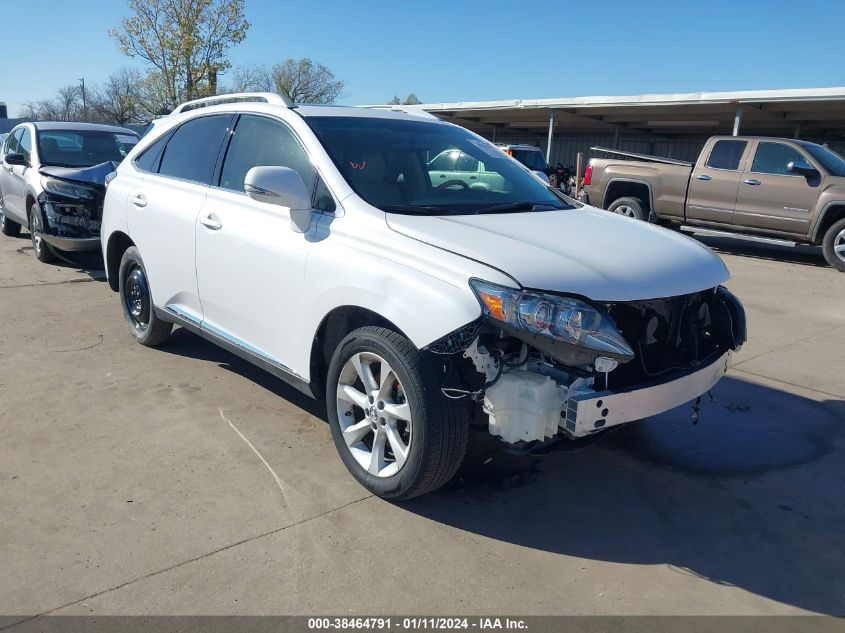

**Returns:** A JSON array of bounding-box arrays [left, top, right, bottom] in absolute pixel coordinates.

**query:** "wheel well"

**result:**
[[105, 232, 135, 292], [309, 306, 405, 397], [815, 205, 845, 244], [604, 181, 651, 212], [25, 194, 36, 224]]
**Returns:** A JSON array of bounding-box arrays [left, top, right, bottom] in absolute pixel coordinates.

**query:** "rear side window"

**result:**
[[134, 133, 170, 173], [158, 115, 232, 185], [219, 114, 316, 193], [705, 140, 747, 170], [751, 142, 806, 176]]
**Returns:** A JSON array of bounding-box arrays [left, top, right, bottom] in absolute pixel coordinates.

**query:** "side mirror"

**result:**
[[4, 153, 28, 167], [787, 160, 819, 180], [244, 166, 313, 233]]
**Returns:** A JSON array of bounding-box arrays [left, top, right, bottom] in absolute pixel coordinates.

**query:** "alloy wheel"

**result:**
[[30, 209, 45, 255], [335, 352, 412, 478], [835, 228, 845, 263], [614, 205, 636, 218]]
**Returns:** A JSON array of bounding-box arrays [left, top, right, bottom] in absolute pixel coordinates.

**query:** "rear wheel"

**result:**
[[0, 192, 22, 237], [118, 246, 172, 346], [29, 203, 57, 263], [821, 217, 845, 272], [608, 196, 645, 221], [326, 326, 469, 500]]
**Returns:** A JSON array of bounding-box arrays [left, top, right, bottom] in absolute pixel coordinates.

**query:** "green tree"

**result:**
[[110, 0, 250, 110]]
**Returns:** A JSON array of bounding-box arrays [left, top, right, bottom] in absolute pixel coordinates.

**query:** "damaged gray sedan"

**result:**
[[0, 122, 138, 262]]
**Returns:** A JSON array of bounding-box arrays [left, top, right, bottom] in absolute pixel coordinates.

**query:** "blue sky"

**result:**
[[2, 0, 843, 116]]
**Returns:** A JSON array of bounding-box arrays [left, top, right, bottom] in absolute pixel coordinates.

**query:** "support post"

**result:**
[[492, 125, 497, 143], [613, 126, 620, 149], [793, 122, 802, 139], [732, 106, 742, 136], [575, 152, 583, 198], [546, 110, 555, 163]]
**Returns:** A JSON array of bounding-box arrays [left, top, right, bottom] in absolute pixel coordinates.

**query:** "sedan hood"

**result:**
[[386, 206, 730, 301], [39, 161, 119, 187]]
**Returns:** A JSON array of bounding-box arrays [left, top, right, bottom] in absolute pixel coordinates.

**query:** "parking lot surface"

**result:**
[[1, 231, 844, 618]]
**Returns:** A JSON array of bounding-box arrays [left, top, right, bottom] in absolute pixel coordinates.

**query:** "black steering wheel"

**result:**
[[436, 179, 470, 190]]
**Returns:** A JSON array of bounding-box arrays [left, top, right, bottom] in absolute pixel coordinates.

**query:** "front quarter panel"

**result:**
[[812, 179, 845, 241]]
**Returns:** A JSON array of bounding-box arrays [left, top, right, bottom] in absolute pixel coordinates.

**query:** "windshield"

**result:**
[[797, 141, 845, 177], [37, 130, 138, 167], [305, 116, 570, 215], [510, 148, 548, 172]]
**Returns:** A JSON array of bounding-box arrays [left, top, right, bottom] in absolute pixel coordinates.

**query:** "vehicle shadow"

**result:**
[[18, 231, 107, 281], [696, 235, 829, 268], [152, 331, 845, 613], [401, 376, 845, 615]]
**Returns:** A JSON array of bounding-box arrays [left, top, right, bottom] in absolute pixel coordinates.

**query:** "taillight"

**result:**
[[583, 164, 593, 186]]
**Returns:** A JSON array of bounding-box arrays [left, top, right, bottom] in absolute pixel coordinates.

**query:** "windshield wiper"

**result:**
[[473, 202, 564, 214], [381, 204, 446, 214]]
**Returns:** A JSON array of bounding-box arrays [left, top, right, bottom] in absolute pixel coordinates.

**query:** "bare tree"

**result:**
[[227, 64, 273, 93], [90, 68, 145, 125], [110, 0, 250, 106], [25, 85, 84, 121], [270, 58, 344, 104]]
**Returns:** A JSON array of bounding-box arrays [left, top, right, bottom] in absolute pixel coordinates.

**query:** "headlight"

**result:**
[[41, 176, 95, 200], [470, 279, 634, 359]]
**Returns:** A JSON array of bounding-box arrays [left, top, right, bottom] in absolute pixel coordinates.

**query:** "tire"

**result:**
[[118, 246, 172, 346], [0, 191, 21, 237], [608, 196, 646, 221], [821, 217, 845, 272], [29, 203, 57, 263], [326, 326, 469, 500]]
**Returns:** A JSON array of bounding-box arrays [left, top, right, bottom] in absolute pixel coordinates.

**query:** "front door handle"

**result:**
[[696, 174, 712, 181], [130, 193, 147, 207], [199, 214, 222, 230], [743, 179, 761, 186]]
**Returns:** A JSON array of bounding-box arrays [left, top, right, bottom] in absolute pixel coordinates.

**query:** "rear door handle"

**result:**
[[743, 179, 761, 186], [696, 174, 712, 181], [198, 214, 222, 230], [130, 193, 147, 207]]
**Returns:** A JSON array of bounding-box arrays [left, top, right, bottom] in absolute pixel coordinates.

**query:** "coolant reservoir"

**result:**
[[483, 370, 568, 444]]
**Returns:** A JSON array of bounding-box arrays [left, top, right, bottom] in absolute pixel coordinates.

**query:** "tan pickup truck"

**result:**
[[581, 136, 845, 271]]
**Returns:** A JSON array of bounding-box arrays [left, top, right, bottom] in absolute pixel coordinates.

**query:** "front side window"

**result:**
[[219, 114, 316, 193], [158, 115, 232, 185], [305, 116, 569, 215], [19, 128, 33, 163], [705, 140, 747, 170], [751, 142, 807, 176], [5, 129, 22, 155], [798, 142, 845, 177]]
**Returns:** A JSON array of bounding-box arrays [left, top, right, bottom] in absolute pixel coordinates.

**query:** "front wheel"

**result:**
[[822, 218, 845, 273], [118, 246, 173, 346], [326, 326, 469, 500], [29, 203, 57, 263]]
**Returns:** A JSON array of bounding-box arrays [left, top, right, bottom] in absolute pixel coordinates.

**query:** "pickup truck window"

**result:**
[[751, 142, 805, 176], [797, 141, 845, 177], [705, 140, 747, 170]]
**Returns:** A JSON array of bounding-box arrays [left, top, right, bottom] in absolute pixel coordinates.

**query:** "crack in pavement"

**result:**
[[0, 494, 374, 629], [0, 277, 104, 290], [730, 367, 844, 400]]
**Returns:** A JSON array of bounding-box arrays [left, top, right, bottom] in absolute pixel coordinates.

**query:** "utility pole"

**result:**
[[79, 77, 87, 122]]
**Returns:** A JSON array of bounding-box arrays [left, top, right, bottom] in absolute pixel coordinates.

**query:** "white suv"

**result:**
[[101, 93, 746, 499]]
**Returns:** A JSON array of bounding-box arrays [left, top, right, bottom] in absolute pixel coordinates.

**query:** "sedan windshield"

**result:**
[[38, 130, 138, 168], [797, 141, 845, 177], [305, 116, 570, 215]]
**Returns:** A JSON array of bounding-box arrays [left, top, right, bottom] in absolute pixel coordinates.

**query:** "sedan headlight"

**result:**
[[470, 279, 634, 359], [41, 176, 95, 200]]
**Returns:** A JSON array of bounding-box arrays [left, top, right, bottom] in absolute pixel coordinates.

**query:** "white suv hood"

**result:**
[[386, 206, 730, 301]]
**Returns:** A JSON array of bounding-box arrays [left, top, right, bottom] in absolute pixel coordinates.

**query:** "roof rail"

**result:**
[[172, 92, 295, 115], [360, 105, 440, 120]]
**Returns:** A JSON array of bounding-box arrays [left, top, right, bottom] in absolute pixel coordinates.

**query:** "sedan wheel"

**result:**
[[29, 204, 57, 263], [336, 351, 412, 478]]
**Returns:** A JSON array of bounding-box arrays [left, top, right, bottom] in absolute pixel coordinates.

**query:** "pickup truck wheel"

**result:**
[[28, 203, 57, 263], [327, 326, 469, 500], [118, 246, 173, 346], [608, 197, 645, 221], [822, 218, 845, 272], [0, 192, 22, 237]]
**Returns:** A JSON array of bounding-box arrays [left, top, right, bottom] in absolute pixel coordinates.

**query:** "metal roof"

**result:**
[[420, 87, 845, 138]]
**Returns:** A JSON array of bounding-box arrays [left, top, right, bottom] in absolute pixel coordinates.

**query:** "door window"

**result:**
[[705, 140, 747, 170], [5, 129, 22, 155], [219, 114, 316, 193], [751, 142, 806, 176], [158, 115, 232, 185], [18, 128, 33, 163], [455, 152, 480, 172]]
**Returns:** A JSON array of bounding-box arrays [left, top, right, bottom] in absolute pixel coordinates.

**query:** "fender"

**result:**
[[811, 200, 845, 242], [602, 177, 656, 215]]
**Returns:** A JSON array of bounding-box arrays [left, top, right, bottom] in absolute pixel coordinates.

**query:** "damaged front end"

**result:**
[[36, 161, 117, 251], [428, 281, 746, 447]]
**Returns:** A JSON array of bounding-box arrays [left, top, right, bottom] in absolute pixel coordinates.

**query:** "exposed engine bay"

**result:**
[[37, 161, 117, 240], [430, 286, 746, 446]]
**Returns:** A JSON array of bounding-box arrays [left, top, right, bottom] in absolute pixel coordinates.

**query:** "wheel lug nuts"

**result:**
[[368, 395, 374, 404], [377, 401, 384, 410]]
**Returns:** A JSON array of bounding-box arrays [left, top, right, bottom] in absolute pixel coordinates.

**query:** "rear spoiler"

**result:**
[[590, 146, 693, 167]]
